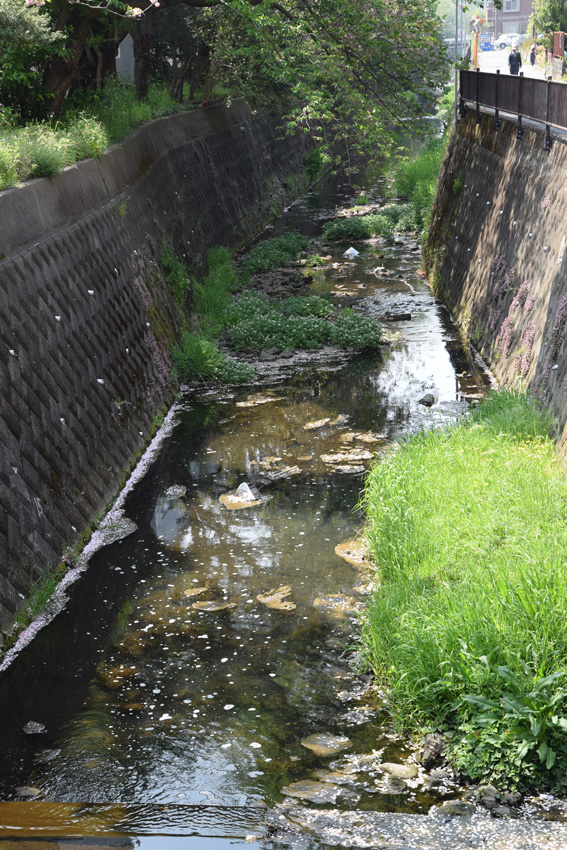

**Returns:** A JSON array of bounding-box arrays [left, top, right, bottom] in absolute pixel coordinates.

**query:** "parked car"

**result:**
[[496, 33, 524, 49]]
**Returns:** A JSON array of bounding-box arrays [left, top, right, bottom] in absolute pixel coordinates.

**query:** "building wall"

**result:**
[[0, 100, 311, 634], [486, 0, 534, 35]]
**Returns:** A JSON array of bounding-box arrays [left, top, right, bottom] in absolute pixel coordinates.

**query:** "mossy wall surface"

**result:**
[[425, 110, 567, 444], [0, 100, 310, 632]]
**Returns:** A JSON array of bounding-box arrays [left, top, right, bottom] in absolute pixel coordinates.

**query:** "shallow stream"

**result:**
[[0, 172, 494, 848]]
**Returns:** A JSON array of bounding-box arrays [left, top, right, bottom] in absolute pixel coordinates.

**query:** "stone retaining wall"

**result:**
[[426, 110, 567, 445], [0, 100, 311, 632]]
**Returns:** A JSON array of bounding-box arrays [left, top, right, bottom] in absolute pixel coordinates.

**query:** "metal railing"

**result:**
[[459, 68, 567, 150]]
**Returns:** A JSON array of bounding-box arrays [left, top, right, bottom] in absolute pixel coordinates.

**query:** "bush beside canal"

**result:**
[[360, 389, 567, 792], [170, 235, 382, 384]]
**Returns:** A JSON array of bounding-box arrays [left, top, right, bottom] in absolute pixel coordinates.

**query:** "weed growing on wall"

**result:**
[[359, 388, 567, 792]]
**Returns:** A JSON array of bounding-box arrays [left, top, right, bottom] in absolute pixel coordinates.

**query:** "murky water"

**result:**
[[0, 170, 489, 845]]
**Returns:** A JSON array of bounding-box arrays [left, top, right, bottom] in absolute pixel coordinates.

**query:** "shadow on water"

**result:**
[[0, 165, 491, 844]]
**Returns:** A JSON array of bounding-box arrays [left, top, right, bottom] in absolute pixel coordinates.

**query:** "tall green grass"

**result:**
[[360, 389, 567, 790], [0, 116, 108, 188], [0, 80, 182, 189], [388, 135, 447, 231]]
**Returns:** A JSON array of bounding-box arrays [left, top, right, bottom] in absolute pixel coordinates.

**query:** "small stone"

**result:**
[[257, 586, 296, 611], [34, 748, 61, 764], [418, 393, 436, 407], [420, 732, 445, 769], [300, 733, 351, 757], [280, 779, 345, 804], [16, 787, 42, 799], [165, 485, 186, 498], [502, 791, 523, 806], [380, 762, 418, 779], [492, 805, 512, 818], [23, 721, 46, 735], [481, 784, 499, 798], [430, 767, 452, 781], [434, 800, 475, 817]]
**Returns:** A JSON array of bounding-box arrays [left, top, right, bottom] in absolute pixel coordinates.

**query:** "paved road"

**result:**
[[477, 46, 546, 78]]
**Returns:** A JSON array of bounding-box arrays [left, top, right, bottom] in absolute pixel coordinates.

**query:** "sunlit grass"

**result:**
[[359, 389, 567, 788]]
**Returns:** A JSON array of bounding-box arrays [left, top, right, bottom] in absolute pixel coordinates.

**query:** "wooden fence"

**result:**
[[459, 69, 567, 149]]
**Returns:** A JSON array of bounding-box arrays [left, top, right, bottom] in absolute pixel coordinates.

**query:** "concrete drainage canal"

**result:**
[[0, 173, 565, 850]]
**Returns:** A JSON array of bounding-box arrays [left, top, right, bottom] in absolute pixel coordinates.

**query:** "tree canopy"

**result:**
[[1, 0, 450, 160], [532, 0, 567, 41]]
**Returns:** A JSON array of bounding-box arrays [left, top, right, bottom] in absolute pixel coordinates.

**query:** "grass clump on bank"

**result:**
[[388, 135, 447, 232], [0, 115, 108, 187], [359, 389, 567, 792], [171, 247, 255, 386], [0, 81, 182, 189]]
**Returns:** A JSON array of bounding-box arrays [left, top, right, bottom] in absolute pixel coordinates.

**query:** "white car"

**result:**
[[497, 33, 524, 49]]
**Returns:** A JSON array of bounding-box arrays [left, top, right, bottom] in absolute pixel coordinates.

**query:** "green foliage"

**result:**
[[161, 245, 192, 307], [79, 79, 175, 144], [437, 85, 456, 127], [359, 389, 567, 790], [226, 291, 380, 353], [328, 308, 382, 348], [305, 147, 330, 181], [193, 246, 240, 334], [532, 0, 566, 43], [281, 295, 334, 318], [323, 217, 373, 241], [172, 331, 255, 384], [389, 135, 448, 231], [0, 0, 63, 122], [241, 233, 309, 275], [0, 117, 110, 187], [322, 204, 417, 241]]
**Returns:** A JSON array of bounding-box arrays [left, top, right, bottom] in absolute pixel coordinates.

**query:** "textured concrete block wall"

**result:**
[[0, 100, 310, 631], [426, 110, 567, 445]]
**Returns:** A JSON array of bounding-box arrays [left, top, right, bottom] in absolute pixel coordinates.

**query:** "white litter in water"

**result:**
[[343, 247, 359, 259], [234, 482, 257, 501]]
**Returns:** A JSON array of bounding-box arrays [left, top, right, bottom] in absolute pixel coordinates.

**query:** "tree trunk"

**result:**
[[44, 11, 94, 116], [132, 9, 156, 99]]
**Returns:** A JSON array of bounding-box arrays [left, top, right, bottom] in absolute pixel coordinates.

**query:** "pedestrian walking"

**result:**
[[530, 41, 537, 66], [509, 45, 522, 75]]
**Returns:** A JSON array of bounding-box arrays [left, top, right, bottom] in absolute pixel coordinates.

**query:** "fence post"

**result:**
[[545, 76, 553, 151], [517, 71, 524, 140], [494, 69, 501, 131], [476, 67, 481, 124], [458, 69, 467, 118]]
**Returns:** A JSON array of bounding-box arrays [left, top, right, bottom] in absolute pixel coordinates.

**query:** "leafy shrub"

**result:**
[[241, 232, 309, 274], [322, 217, 372, 241], [388, 135, 447, 232], [280, 295, 334, 318], [228, 313, 295, 352], [67, 113, 109, 159], [305, 146, 330, 181], [224, 291, 275, 326], [226, 292, 379, 353], [329, 309, 382, 348], [322, 205, 418, 241]]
